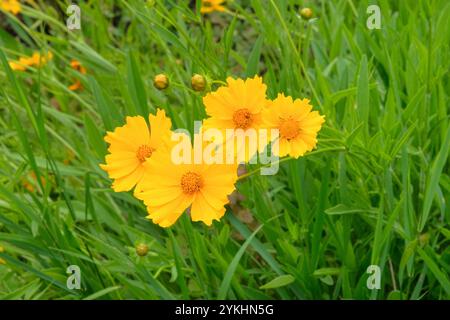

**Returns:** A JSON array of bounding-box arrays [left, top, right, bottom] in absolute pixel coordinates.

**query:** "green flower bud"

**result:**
[[153, 74, 169, 90], [191, 74, 207, 92], [300, 7, 313, 20], [136, 243, 149, 257]]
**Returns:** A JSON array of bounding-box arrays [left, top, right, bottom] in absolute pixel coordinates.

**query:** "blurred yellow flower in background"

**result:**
[[100, 109, 173, 192], [28, 51, 53, 67], [200, 0, 226, 14], [68, 59, 87, 91], [22, 171, 47, 193], [8, 59, 27, 71], [262, 93, 324, 158], [8, 51, 53, 71], [0, 0, 21, 15]]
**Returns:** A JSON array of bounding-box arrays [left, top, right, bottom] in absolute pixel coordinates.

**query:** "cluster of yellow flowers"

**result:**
[[101, 76, 324, 228], [8, 53, 87, 91], [0, 0, 21, 15], [8, 51, 53, 71]]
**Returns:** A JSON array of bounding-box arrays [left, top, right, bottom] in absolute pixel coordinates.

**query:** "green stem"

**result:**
[[238, 146, 346, 180], [269, 0, 323, 110]]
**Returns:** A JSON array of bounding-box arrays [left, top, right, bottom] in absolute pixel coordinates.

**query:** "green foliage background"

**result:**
[[0, 0, 449, 299]]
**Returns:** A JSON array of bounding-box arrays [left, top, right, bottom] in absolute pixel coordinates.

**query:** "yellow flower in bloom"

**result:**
[[8, 51, 53, 71], [100, 109, 173, 192], [68, 60, 87, 91], [200, 0, 226, 14], [262, 93, 325, 158], [202, 75, 268, 161], [203, 76, 267, 132], [0, 0, 21, 15], [135, 144, 238, 227]]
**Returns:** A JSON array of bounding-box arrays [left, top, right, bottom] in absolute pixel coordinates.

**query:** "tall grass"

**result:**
[[0, 0, 449, 299]]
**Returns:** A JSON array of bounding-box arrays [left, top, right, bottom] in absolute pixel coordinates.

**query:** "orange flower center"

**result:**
[[180, 171, 204, 194], [232, 108, 253, 129], [136, 145, 154, 162], [279, 118, 301, 140]]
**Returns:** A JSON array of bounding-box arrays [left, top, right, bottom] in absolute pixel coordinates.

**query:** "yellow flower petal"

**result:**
[[191, 191, 226, 226], [147, 194, 193, 227], [101, 111, 173, 192], [111, 166, 146, 192]]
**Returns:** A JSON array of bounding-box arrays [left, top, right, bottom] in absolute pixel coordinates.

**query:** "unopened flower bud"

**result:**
[[419, 233, 430, 246], [191, 74, 207, 91], [136, 243, 149, 257], [300, 7, 313, 20], [153, 74, 169, 90]]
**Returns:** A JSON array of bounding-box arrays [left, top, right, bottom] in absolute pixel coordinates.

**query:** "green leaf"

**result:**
[[313, 268, 341, 276], [419, 125, 450, 231], [245, 35, 264, 77], [260, 275, 295, 290], [70, 41, 117, 74], [325, 204, 375, 215], [417, 248, 450, 297], [218, 223, 263, 299], [356, 55, 369, 133], [126, 50, 149, 116], [387, 290, 407, 300], [83, 286, 121, 300]]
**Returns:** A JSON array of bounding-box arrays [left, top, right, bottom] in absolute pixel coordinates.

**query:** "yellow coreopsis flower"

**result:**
[[262, 93, 325, 158], [203, 76, 267, 132], [200, 0, 226, 14], [100, 109, 173, 192], [0, 0, 21, 15], [202, 75, 269, 161], [135, 143, 238, 227]]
